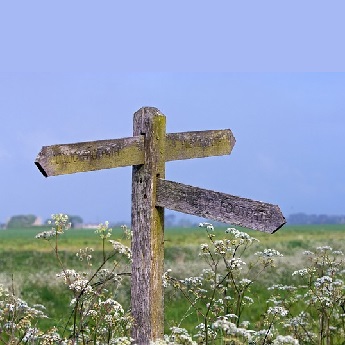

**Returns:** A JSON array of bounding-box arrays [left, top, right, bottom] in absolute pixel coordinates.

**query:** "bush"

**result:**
[[7, 214, 37, 228]]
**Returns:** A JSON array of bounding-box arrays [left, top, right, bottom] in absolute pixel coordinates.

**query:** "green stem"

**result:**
[[73, 298, 79, 341], [235, 291, 243, 327], [262, 318, 274, 345], [205, 315, 209, 344], [103, 237, 106, 264]]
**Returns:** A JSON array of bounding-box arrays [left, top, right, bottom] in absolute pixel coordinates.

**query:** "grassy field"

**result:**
[[1, 223, 344, 251], [0, 223, 344, 333]]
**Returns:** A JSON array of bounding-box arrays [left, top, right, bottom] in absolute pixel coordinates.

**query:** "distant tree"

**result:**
[[288, 213, 345, 225], [67, 215, 83, 228], [7, 215, 37, 228]]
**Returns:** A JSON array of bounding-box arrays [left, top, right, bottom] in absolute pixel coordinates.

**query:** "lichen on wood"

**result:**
[[156, 179, 286, 234], [35, 136, 144, 177], [130, 107, 166, 344], [165, 129, 235, 162], [35, 130, 235, 177]]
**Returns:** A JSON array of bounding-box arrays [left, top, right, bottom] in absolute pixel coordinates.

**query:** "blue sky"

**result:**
[[1, 73, 344, 223], [1, 2, 345, 224]]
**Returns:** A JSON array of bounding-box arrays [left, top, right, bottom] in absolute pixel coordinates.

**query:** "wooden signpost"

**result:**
[[35, 107, 286, 344]]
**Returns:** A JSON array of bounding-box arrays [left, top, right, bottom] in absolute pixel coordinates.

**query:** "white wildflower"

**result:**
[[56, 269, 80, 284], [243, 296, 254, 305], [316, 246, 332, 252], [226, 258, 246, 269], [314, 275, 332, 288], [267, 306, 289, 317], [303, 250, 314, 255], [273, 335, 299, 345], [35, 230, 56, 239], [86, 309, 98, 317], [239, 278, 252, 286], [69, 279, 92, 293], [255, 248, 283, 257], [292, 269, 309, 277], [332, 250, 344, 255], [95, 221, 112, 239], [109, 240, 132, 259], [198, 222, 214, 231]]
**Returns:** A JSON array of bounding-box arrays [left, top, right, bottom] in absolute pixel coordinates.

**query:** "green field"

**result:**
[[1, 224, 344, 334], [1, 223, 344, 251]]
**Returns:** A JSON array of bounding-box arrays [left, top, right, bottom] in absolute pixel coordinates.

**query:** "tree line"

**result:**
[[2, 214, 83, 229], [287, 212, 345, 225], [2, 212, 345, 230]]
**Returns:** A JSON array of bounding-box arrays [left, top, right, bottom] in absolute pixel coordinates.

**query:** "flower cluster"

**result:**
[[76, 246, 94, 266], [255, 248, 284, 258], [0, 284, 48, 343], [36, 213, 71, 240], [121, 224, 132, 240], [225, 227, 259, 245], [32, 215, 133, 343], [109, 240, 132, 260], [198, 222, 214, 231], [267, 306, 289, 317], [95, 221, 112, 239]]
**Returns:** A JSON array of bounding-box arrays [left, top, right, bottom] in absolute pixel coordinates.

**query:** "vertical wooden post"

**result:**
[[131, 107, 166, 343]]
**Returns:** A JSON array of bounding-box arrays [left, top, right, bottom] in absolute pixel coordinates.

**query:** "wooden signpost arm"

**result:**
[[156, 179, 286, 233], [34, 130, 235, 177], [131, 107, 166, 344]]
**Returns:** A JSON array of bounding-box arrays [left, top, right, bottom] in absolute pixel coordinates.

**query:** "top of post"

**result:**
[[133, 107, 165, 134]]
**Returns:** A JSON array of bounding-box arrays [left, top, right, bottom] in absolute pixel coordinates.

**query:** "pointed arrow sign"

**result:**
[[156, 179, 286, 233]]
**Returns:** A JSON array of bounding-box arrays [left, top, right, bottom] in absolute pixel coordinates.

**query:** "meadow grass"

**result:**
[[1, 223, 344, 251], [0, 224, 344, 334]]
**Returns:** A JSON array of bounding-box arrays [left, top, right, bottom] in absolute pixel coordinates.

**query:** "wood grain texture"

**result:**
[[130, 107, 165, 343], [165, 129, 235, 162], [156, 179, 286, 234], [35, 136, 144, 177], [35, 130, 235, 177]]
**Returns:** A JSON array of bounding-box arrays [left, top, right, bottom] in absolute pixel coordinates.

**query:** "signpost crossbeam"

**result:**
[[35, 130, 235, 177]]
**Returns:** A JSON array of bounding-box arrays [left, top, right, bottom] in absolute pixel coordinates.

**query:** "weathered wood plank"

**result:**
[[166, 129, 235, 162], [156, 179, 286, 234], [35, 136, 144, 177], [35, 129, 235, 177], [131, 107, 165, 344]]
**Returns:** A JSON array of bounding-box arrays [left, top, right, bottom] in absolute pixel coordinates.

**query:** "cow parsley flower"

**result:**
[[109, 240, 132, 259], [35, 230, 56, 239], [292, 268, 309, 277], [95, 221, 112, 239], [267, 306, 289, 317], [316, 246, 332, 252], [225, 227, 259, 244], [199, 222, 214, 231], [69, 279, 92, 293], [255, 249, 283, 257], [226, 258, 246, 270], [273, 335, 299, 345], [332, 250, 344, 255]]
